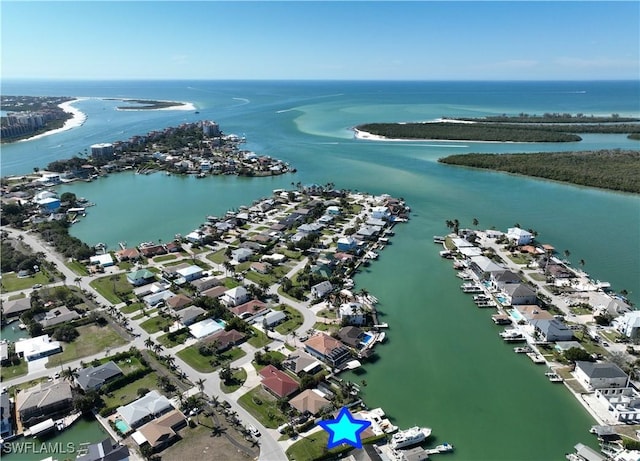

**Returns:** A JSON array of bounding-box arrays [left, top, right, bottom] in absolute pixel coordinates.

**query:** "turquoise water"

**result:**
[[2, 80, 639, 459]]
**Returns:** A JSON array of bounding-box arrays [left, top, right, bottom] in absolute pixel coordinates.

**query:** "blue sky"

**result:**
[[2, 1, 638, 80]]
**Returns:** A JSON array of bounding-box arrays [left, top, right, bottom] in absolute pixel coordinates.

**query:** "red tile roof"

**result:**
[[258, 365, 299, 398]]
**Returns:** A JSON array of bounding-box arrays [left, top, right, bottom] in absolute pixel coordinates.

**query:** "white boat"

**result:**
[[440, 250, 453, 259], [456, 271, 473, 281], [545, 371, 563, 382], [426, 443, 454, 454], [374, 323, 389, 329], [433, 236, 445, 243], [513, 346, 531, 353], [390, 426, 432, 449], [499, 329, 525, 342], [461, 283, 483, 293], [376, 332, 386, 343]]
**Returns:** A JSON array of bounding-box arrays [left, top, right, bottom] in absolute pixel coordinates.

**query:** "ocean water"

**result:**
[[2, 80, 640, 460]]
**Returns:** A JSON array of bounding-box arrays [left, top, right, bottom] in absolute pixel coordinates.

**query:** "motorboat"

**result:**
[[390, 426, 432, 449]]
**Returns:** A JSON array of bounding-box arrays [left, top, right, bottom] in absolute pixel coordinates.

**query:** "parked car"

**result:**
[[247, 424, 261, 437]]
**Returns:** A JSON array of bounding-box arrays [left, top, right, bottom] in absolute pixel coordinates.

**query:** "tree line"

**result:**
[[438, 149, 640, 194]]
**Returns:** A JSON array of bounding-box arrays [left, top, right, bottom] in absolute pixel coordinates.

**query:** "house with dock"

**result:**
[[574, 361, 629, 391], [304, 333, 351, 369], [16, 381, 73, 427]]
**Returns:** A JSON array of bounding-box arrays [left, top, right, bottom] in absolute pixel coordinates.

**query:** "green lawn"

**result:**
[[154, 254, 178, 263], [7, 292, 26, 301], [140, 315, 174, 334], [100, 356, 146, 375], [313, 321, 338, 333], [253, 351, 286, 372], [274, 304, 304, 335], [245, 264, 290, 287], [1, 272, 51, 292], [157, 330, 191, 348], [221, 367, 247, 394], [223, 278, 240, 289], [237, 386, 287, 428], [527, 272, 547, 282], [0, 359, 28, 381], [101, 372, 158, 409], [507, 253, 531, 265], [207, 249, 227, 265], [282, 250, 302, 260], [66, 260, 89, 276], [177, 345, 246, 373], [117, 261, 134, 271], [286, 432, 382, 461], [247, 327, 272, 348], [90, 274, 133, 304], [132, 308, 158, 320], [46, 324, 127, 368], [121, 302, 144, 314]]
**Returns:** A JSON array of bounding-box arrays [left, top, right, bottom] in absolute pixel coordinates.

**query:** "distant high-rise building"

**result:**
[[90, 143, 114, 160], [201, 120, 221, 137]]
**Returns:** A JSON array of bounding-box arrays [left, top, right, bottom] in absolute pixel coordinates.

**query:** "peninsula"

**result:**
[[1, 95, 78, 143], [354, 113, 640, 142], [438, 149, 640, 194]]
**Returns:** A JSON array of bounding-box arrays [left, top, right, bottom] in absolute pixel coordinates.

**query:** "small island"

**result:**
[[103, 98, 193, 111], [354, 113, 640, 143], [438, 149, 640, 194]]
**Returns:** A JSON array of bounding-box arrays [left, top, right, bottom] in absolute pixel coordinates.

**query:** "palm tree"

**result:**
[[74, 277, 82, 288], [153, 343, 164, 354], [60, 366, 78, 383], [195, 378, 206, 394], [165, 356, 176, 370], [144, 337, 155, 350]]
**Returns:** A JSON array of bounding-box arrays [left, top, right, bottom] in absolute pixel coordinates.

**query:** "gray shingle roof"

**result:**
[[576, 361, 629, 380], [76, 361, 123, 391]]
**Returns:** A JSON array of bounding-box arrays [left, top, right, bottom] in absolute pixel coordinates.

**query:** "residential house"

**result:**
[[304, 333, 351, 369], [339, 302, 367, 326], [310, 281, 333, 300], [116, 247, 141, 262], [261, 309, 287, 328], [221, 286, 249, 307], [231, 248, 253, 263], [203, 329, 246, 352], [162, 263, 191, 279], [568, 444, 606, 461], [613, 311, 640, 340], [338, 326, 366, 349], [530, 319, 573, 342], [76, 361, 124, 392], [200, 285, 227, 300], [371, 206, 390, 220], [164, 242, 181, 253], [175, 265, 203, 282], [176, 306, 206, 326], [230, 299, 268, 321], [512, 305, 554, 323], [14, 335, 62, 361], [16, 381, 73, 426], [259, 365, 299, 399], [574, 361, 629, 391], [282, 350, 323, 377], [139, 245, 167, 258], [191, 276, 221, 294], [326, 205, 340, 216], [142, 290, 174, 307], [131, 409, 186, 452], [127, 269, 155, 287], [250, 262, 272, 274], [2, 297, 32, 317], [507, 227, 533, 245], [1, 393, 14, 439], [337, 237, 357, 252], [502, 283, 537, 305], [595, 387, 640, 423], [489, 270, 521, 291], [166, 294, 193, 310], [116, 390, 174, 429], [36, 305, 81, 329], [90, 254, 114, 268], [289, 389, 331, 416], [468, 255, 506, 279], [76, 439, 130, 461], [356, 226, 378, 241]]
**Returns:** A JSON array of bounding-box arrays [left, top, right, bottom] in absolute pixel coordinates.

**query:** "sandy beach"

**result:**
[[352, 125, 517, 144], [19, 99, 87, 142]]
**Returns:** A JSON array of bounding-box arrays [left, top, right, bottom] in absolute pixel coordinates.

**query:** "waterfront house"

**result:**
[[35, 305, 81, 329], [139, 244, 167, 258], [507, 227, 533, 245], [16, 381, 73, 426], [259, 365, 299, 398], [282, 350, 323, 376], [90, 253, 114, 268], [371, 206, 391, 220], [569, 444, 606, 461], [530, 318, 573, 342], [337, 236, 358, 252], [502, 283, 537, 305], [595, 387, 640, 423], [175, 305, 205, 326], [117, 390, 174, 429], [289, 389, 331, 416], [311, 281, 333, 300], [326, 205, 340, 216], [574, 361, 629, 391], [131, 409, 186, 452], [116, 247, 141, 262], [339, 302, 367, 326], [469, 255, 506, 279], [76, 438, 130, 461], [338, 326, 366, 349], [1, 297, 32, 317], [304, 333, 351, 369], [76, 361, 124, 391], [490, 270, 522, 290], [613, 311, 640, 340], [14, 335, 62, 361], [356, 226, 378, 241], [513, 305, 554, 323], [127, 269, 156, 286], [221, 286, 249, 307]]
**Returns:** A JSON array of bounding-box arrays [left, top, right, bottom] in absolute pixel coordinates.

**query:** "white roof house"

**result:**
[[14, 335, 62, 361], [613, 311, 640, 339], [262, 310, 286, 327], [221, 286, 248, 307], [507, 227, 533, 245], [143, 290, 174, 307], [175, 265, 203, 282], [231, 248, 253, 263], [117, 390, 173, 429], [89, 254, 114, 267], [311, 281, 333, 299], [188, 318, 224, 339]]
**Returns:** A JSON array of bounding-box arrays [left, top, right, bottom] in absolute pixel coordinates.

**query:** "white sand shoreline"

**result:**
[[19, 99, 88, 142], [352, 127, 519, 144]]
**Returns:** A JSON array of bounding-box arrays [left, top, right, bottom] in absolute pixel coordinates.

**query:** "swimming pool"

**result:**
[[509, 309, 523, 322], [114, 419, 131, 434], [361, 333, 374, 345], [497, 295, 509, 305]]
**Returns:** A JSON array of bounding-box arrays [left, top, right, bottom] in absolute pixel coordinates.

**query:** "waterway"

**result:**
[[2, 80, 639, 460]]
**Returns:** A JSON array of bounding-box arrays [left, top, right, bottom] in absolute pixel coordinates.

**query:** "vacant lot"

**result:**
[[46, 324, 127, 368]]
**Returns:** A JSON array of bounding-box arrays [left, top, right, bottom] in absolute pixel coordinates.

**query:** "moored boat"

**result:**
[[390, 426, 432, 449]]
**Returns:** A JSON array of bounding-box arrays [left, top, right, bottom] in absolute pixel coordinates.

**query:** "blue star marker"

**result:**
[[318, 407, 371, 449]]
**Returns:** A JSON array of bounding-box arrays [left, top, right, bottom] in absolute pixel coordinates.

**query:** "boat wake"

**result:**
[[232, 97, 250, 105]]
